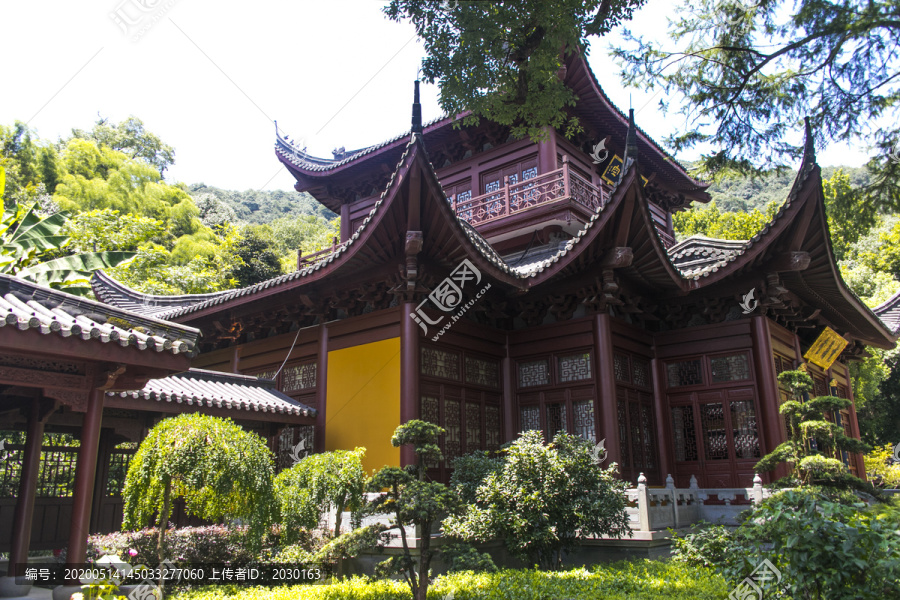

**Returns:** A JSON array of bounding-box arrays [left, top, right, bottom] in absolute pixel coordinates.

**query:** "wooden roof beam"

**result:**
[[767, 251, 811, 272]]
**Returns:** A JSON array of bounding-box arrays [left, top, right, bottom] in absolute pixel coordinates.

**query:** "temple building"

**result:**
[[90, 51, 898, 491]]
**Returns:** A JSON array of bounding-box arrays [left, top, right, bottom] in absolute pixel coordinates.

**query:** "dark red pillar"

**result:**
[[501, 350, 516, 443], [400, 302, 419, 467], [594, 314, 622, 467], [65, 388, 104, 576], [751, 315, 789, 482], [315, 323, 328, 453], [651, 358, 675, 481], [8, 397, 46, 577]]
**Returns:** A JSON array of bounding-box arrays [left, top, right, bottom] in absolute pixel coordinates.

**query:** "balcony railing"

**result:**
[[297, 237, 347, 268], [451, 156, 609, 227]]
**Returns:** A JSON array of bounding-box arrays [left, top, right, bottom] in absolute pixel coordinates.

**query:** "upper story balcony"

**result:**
[[449, 156, 610, 231]]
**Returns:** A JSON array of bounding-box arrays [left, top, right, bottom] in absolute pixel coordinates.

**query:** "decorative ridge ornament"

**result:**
[[624, 108, 639, 167], [802, 116, 816, 164], [411, 80, 423, 134]]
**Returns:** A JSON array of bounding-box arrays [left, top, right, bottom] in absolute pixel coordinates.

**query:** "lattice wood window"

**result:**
[[105, 446, 136, 496], [836, 410, 858, 475], [629, 401, 643, 469], [573, 400, 596, 441], [485, 405, 501, 451], [254, 369, 277, 381], [671, 406, 698, 462], [283, 362, 317, 392], [666, 359, 703, 387], [700, 403, 729, 460], [730, 401, 760, 459], [558, 352, 592, 383], [421, 346, 460, 380], [465, 402, 482, 454], [812, 373, 829, 399], [465, 356, 500, 388], [518, 359, 550, 387], [421, 395, 440, 425], [640, 405, 656, 470], [444, 399, 462, 460], [617, 400, 630, 465], [632, 358, 651, 389], [614, 353, 630, 383], [773, 353, 793, 376], [710, 354, 750, 383], [276, 425, 315, 470], [520, 405, 540, 432], [546, 402, 567, 436]]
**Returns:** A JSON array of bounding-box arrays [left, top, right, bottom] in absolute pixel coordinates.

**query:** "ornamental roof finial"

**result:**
[[411, 80, 423, 135], [803, 116, 816, 163], [624, 108, 638, 168]]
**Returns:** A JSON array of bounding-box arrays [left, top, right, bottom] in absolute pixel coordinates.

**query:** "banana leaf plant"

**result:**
[[0, 198, 135, 296]]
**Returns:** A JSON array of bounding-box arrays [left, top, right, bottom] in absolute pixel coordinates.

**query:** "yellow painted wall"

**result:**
[[326, 337, 401, 475]]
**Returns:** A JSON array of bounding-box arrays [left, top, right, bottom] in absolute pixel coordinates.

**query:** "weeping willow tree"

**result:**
[[122, 413, 277, 560]]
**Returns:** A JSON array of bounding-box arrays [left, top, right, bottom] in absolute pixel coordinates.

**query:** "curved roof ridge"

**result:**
[[92, 270, 232, 318], [571, 51, 708, 192], [874, 288, 900, 334], [275, 115, 452, 173]]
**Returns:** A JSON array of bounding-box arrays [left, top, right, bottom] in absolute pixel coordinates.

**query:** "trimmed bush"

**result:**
[[167, 560, 728, 600], [85, 525, 281, 566]]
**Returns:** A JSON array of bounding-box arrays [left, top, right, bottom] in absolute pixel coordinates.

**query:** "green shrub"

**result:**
[[669, 523, 732, 568], [443, 431, 630, 570], [167, 560, 728, 600], [449, 451, 502, 505], [440, 543, 497, 573], [86, 525, 280, 566], [722, 488, 900, 599]]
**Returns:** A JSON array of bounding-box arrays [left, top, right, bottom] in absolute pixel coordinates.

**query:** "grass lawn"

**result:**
[[170, 559, 728, 600]]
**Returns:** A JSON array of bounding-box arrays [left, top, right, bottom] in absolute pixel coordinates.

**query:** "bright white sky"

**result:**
[[1, 0, 868, 193]]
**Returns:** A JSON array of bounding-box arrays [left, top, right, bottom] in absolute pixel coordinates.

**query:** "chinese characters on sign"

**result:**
[[803, 327, 849, 370], [601, 154, 624, 185], [409, 259, 492, 341]]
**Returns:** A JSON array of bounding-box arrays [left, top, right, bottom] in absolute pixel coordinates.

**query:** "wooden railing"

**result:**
[[297, 237, 347, 268], [451, 156, 608, 226]]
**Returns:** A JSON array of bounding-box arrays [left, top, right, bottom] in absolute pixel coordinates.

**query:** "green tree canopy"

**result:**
[[614, 0, 900, 208], [385, 0, 646, 141], [70, 115, 176, 175], [275, 447, 367, 540], [122, 413, 277, 556]]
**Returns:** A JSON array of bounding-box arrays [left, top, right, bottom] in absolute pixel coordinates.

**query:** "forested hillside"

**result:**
[[0, 116, 339, 296]]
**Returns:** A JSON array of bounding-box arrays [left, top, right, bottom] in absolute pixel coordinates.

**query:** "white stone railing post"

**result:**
[[752, 474, 764, 505], [637, 473, 650, 532], [666, 474, 679, 529]]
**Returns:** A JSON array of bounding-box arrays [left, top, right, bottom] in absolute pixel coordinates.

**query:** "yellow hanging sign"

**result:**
[[803, 327, 849, 370]]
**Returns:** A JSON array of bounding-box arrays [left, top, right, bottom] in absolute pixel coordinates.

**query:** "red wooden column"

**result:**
[[7, 397, 46, 577], [651, 358, 675, 481], [841, 374, 868, 478], [501, 347, 516, 443], [750, 315, 789, 482], [315, 323, 328, 453], [64, 387, 105, 575], [400, 303, 420, 467], [593, 314, 621, 467]]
